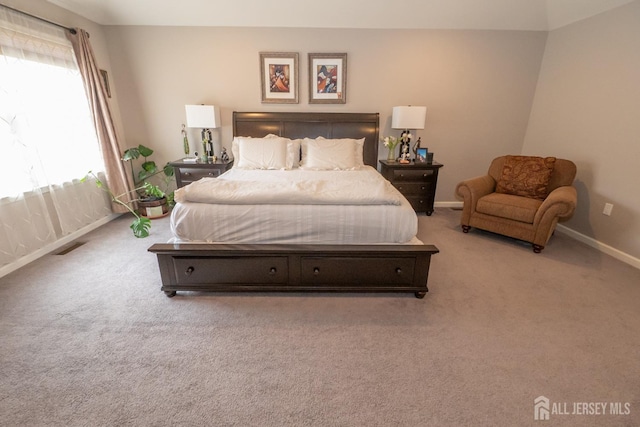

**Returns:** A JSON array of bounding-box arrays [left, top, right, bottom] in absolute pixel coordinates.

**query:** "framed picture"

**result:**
[[416, 148, 428, 163], [308, 53, 347, 104], [259, 52, 299, 104]]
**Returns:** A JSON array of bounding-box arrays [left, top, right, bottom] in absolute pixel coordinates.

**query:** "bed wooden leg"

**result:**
[[462, 225, 470, 233], [414, 291, 427, 299], [164, 290, 176, 298]]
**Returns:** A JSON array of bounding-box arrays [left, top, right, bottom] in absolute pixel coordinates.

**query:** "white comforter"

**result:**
[[174, 166, 401, 206], [170, 166, 420, 244]]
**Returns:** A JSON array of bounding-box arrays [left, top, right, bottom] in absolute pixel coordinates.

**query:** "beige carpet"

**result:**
[[1, 209, 639, 426]]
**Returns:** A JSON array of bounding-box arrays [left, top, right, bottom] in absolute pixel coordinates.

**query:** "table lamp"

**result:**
[[185, 104, 220, 162], [392, 106, 426, 162]]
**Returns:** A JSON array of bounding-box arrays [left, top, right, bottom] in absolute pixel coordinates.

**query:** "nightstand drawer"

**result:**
[[405, 196, 430, 211], [392, 182, 432, 195], [392, 169, 434, 182], [379, 160, 443, 215], [178, 167, 222, 183], [170, 159, 234, 188]]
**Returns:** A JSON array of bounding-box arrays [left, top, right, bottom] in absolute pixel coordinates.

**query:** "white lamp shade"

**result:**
[[185, 104, 220, 128], [392, 106, 427, 130]]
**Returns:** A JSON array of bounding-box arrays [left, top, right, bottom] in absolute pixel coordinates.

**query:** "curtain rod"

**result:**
[[0, 3, 77, 34]]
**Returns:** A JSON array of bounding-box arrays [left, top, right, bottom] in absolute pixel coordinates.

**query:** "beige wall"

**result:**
[[103, 26, 547, 203], [523, 1, 640, 260]]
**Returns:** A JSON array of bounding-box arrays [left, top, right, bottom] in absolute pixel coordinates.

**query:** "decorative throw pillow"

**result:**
[[495, 155, 556, 200]]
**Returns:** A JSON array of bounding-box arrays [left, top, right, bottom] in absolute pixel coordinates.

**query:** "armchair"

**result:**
[[455, 155, 577, 253]]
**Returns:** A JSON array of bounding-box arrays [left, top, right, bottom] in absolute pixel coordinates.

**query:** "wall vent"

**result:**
[[55, 241, 86, 255]]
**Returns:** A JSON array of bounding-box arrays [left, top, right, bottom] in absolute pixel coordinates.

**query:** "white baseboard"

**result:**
[[435, 201, 639, 270], [556, 225, 640, 270], [0, 213, 121, 280], [435, 201, 463, 209]]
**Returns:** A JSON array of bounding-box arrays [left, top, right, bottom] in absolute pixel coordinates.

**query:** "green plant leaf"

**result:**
[[130, 216, 151, 238], [138, 144, 154, 157], [141, 161, 157, 173], [163, 163, 175, 177], [142, 182, 165, 199], [122, 147, 140, 161]]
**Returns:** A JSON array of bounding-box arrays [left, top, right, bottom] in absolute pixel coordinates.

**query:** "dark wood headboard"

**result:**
[[233, 112, 380, 167]]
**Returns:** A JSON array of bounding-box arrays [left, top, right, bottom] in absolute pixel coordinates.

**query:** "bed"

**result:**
[[148, 112, 439, 298]]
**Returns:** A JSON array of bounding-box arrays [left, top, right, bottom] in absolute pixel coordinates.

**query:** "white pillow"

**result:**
[[231, 136, 241, 163], [265, 134, 301, 169], [317, 136, 365, 167], [300, 137, 358, 170], [300, 137, 364, 170], [235, 136, 288, 169], [232, 134, 300, 169]]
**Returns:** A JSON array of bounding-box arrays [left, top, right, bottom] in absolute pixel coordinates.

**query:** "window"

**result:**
[[0, 7, 111, 273], [0, 9, 104, 198]]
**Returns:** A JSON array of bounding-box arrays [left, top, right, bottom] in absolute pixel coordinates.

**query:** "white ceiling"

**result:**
[[47, 0, 635, 31]]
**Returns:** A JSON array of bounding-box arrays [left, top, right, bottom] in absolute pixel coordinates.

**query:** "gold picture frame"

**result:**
[[259, 52, 299, 104], [308, 53, 347, 104]]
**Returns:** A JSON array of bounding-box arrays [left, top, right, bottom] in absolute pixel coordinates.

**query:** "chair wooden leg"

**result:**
[[461, 225, 470, 233], [532, 244, 544, 253]]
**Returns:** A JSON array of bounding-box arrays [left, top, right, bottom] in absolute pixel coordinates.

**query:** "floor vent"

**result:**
[[55, 241, 86, 255]]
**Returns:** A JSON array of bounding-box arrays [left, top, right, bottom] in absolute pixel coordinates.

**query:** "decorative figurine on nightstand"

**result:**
[[399, 139, 411, 163], [181, 124, 190, 155], [412, 137, 422, 159], [220, 147, 229, 162], [398, 131, 412, 163], [200, 129, 212, 163]]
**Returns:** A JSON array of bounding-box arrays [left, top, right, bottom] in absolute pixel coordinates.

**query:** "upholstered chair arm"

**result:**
[[534, 185, 578, 225], [455, 175, 496, 225], [531, 185, 578, 248]]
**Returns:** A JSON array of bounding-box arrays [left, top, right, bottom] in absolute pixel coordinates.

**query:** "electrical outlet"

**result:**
[[603, 203, 614, 216]]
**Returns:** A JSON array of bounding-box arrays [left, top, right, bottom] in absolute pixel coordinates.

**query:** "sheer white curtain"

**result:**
[[0, 7, 111, 270]]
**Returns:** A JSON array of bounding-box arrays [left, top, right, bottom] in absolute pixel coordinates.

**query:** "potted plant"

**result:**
[[122, 144, 175, 219], [84, 144, 174, 238]]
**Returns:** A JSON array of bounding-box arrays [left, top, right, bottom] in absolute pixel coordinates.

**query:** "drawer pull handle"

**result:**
[[396, 268, 402, 275], [423, 173, 428, 177], [421, 186, 426, 190], [184, 172, 192, 176], [208, 172, 214, 176], [269, 267, 277, 275], [313, 267, 320, 275], [399, 174, 404, 178], [398, 186, 403, 190], [185, 266, 194, 276]]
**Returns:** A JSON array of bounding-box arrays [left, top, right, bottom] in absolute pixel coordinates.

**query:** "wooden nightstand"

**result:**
[[379, 160, 443, 215], [169, 158, 234, 188]]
